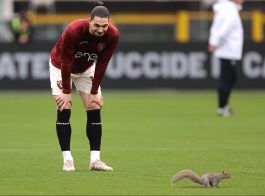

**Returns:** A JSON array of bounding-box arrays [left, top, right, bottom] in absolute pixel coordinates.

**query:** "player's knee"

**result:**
[[87, 102, 102, 110], [60, 105, 71, 110], [56, 102, 71, 110]]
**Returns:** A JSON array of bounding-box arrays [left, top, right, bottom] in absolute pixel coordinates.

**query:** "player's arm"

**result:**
[[209, 11, 234, 52], [87, 40, 118, 109], [61, 26, 77, 94], [57, 26, 77, 111], [91, 29, 120, 95]]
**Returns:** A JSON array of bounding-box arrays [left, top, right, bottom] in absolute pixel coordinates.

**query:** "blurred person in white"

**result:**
[[208, 0, 244, 117]]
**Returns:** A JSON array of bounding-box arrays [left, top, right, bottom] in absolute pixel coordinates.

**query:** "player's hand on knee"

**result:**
[[56, 93, 72, 111], [88, 94, 103, 110]]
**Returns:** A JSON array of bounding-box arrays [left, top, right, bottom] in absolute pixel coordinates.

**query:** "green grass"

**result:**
[[0, 90, 265, 195]]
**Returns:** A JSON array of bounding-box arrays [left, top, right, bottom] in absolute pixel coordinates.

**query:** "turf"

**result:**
[[0, 90, 264, 195]]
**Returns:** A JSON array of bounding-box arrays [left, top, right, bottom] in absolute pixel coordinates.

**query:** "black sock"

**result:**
[[86, 110, 102, 151], [56, 109, 71, 151]]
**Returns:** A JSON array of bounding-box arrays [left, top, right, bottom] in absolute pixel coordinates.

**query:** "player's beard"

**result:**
[[92, 30, 106, 37]]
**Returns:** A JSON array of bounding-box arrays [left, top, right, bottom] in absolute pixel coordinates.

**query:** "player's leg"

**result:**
[[227, 60, 237, 103], [218, 59, 230, 108], [49, 59, 75, 171], [217, 59, 233, 116], [74, 67, 112, 171], [79, 91, 113, 171]]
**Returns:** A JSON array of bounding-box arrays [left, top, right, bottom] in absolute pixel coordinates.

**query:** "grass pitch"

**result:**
[[0, 90, 265, 195]]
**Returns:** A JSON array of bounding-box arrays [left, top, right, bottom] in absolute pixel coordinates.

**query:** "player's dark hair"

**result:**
[[90, 6, 110, 19], [91, 0, 104, 6]]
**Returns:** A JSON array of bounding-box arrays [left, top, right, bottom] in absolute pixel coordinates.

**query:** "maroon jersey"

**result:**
[[50, 19, 119, 94]]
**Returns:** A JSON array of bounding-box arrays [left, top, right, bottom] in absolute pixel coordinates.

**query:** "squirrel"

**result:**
[[171, 170, 230, 188]]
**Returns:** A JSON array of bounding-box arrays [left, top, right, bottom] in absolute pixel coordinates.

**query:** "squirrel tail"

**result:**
[[171, 170, 203, 185]]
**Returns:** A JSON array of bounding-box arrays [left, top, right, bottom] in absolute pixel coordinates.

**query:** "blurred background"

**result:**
[[0, 0, 265, 91]]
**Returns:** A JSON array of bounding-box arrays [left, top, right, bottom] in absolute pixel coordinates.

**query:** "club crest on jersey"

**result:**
[[97, 43, 106, 52]]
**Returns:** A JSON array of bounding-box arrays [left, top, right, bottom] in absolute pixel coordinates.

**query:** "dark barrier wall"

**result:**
[[0, 42, 264, 90], [14, 0, 265, 13]]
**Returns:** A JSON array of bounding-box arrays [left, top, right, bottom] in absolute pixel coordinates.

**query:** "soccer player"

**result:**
[[208, 0, 244, 117], [49, 4, 119, 171]]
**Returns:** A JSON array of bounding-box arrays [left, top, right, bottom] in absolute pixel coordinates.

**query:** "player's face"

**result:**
[[89, 16, 109, 37]]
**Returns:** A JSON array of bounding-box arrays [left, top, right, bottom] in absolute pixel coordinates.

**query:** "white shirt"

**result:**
[[209, 0, 244, 60]]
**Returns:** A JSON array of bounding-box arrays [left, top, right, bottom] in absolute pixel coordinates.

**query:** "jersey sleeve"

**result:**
[[209, 10, 234, 46], [61, 26, 77, 94], [91, 29, 120, 94]]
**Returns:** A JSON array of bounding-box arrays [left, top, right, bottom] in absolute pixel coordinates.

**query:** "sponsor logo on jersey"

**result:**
[[74, 52, 98, 61], [97, 43, 106, 52]]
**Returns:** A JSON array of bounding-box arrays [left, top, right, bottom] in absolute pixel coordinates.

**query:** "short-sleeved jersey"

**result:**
[[50, 19, 120, 94]]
